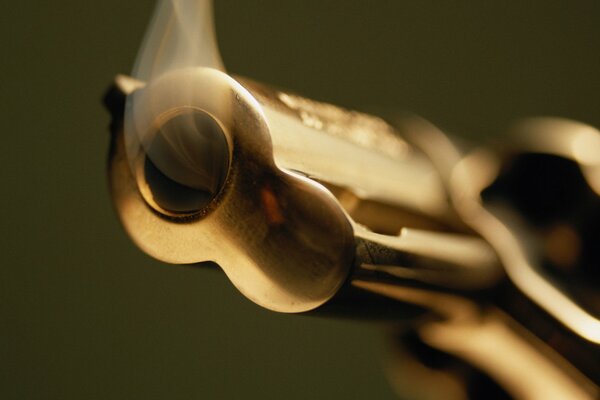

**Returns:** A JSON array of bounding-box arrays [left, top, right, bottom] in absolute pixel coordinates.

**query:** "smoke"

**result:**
[[132, 0, 224, 80], [124, 0, 231, 212]]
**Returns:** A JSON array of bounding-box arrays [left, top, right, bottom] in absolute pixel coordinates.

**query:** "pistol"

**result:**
[[104, 1, 600, 398]]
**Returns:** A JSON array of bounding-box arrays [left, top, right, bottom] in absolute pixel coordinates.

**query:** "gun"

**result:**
[[104, 1, 600, 398]]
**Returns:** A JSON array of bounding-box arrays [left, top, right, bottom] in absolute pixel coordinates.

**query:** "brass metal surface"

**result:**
[[110, 69, 355, 312]]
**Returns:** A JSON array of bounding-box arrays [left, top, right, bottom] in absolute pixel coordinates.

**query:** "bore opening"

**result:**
[[139, 108, 229, 215]]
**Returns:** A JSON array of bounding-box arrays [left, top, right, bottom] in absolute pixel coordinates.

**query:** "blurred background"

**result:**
[[1, 1, 599, 399]]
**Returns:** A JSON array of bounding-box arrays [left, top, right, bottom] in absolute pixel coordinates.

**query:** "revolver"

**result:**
[[104, 1, 600, 398]]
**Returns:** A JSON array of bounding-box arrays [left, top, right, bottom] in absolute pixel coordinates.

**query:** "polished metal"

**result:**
[[104, 1, 600, 398], [109, 70, 355, 313]]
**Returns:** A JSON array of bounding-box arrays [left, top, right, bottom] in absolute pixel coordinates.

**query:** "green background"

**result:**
[[2, 1, 599, 399]]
